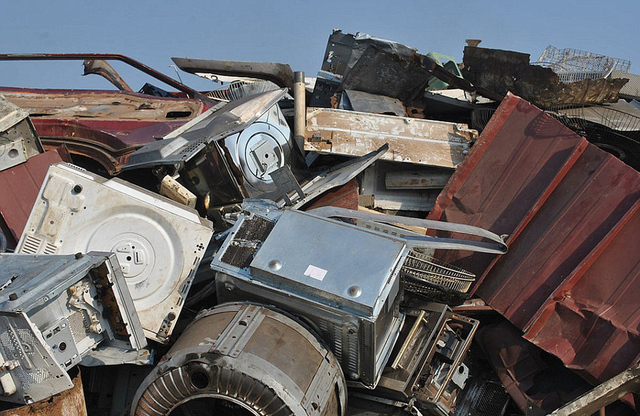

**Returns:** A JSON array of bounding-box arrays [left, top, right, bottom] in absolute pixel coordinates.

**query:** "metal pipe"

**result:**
[[293, 71, 306, 153]]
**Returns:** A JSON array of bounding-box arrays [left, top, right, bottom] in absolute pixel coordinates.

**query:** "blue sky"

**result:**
[[2, 0, 638, 91]]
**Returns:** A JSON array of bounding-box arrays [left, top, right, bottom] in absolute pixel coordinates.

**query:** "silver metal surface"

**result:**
[[131, 303, 347, 416], [308, 206, 508, 254], [0, 311, 72, 404], [222, 101, 292, 198], [251, 210, 405, 314], [16, 163, 214, 342], [123, 88, 286, 170], [212, 207, 406, 387], [371, 304, 479, 415]]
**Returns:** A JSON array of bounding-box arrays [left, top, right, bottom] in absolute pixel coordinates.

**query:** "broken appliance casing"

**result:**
[[0, 95, 43, 172], [372, 303, 479, 415], [212, 208, 407, 388], [123, 89, 296, 214], [131, 302, 347, 416], [0, 252, 145, 404], [16, 163, 214, 343]]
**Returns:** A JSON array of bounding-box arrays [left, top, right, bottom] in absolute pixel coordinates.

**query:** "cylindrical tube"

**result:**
[[293, 71, 306, 153], [131, 302, 347, 416]]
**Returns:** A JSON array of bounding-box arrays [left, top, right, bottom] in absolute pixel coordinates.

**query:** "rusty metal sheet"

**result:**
[[0, 147, 69, 246], [476, 143, 640, 328], [428, 93, 640, 384], [304, 178, 359, 211], [305, 108, 476, 168], [428, 93, 588, 276], [525, 200, 640, 382], [1, 89, 203, 121], [0, 371, 87, 416], [475, 320, 592, 414], [0, 88, 205, 174]]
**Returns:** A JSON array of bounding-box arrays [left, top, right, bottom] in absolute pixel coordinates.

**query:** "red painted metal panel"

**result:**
[[477, 145, 640, 329], [429, 94, 588, 282], [0, 148, 69, 245], [525, 200, 640, 382], [428, 93, 640, 383]]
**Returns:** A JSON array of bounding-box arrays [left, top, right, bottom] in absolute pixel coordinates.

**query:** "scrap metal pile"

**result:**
[[0, 30, 639, 416]]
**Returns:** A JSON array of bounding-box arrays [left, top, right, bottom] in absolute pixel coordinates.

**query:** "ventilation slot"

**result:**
[[347, 332, 359, 376], [21, 235, 43, 254], [220, 216, 275, 268], [43, 242, 57, 255]]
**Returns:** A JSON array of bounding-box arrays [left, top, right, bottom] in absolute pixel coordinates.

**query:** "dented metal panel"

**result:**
[[525, 200, 640, 382], [462, 47, 628, 108], [0, 252, 145, 404], [2, 90, 203, 121], [0, 95, 42, 172], [428, 93, 640, 384], [305, 108, 475, 168]]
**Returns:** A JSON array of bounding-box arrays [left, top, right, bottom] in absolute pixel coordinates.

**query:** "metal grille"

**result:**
[[207, 81, 279, 102], [472, 382, 510, 416], [402, 251, 475, 292], [68, 311, 90, 339], [536, 45, 631, 83], [220, 216, 275, 269], [548, 105, 640, 170], [20, 235, 42, 254]]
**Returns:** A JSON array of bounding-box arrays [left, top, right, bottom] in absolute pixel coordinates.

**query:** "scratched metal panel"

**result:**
[[428, 93, 640, 383]]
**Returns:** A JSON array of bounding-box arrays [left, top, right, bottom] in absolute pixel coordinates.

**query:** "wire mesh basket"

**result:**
[[536, 45, 631, 84], [401, 250, 475, 303], [547, 104, 640, 169]]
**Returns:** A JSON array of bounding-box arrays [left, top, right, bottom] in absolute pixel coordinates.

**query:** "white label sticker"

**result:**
[[304, 265, 327, 281]]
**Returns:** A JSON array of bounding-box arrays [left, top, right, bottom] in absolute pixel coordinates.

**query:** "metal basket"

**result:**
[[536, 45, 631, 84], [401, 250, 475, 302]]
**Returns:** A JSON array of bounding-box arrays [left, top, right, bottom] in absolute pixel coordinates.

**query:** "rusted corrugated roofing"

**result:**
[[428, 93, 640, 383]]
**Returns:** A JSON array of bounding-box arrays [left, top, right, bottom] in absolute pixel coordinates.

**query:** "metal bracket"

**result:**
[[209, 304, 265, 358]]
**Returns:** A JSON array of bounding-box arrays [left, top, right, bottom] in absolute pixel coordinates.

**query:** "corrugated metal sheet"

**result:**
[[428, 93, 640, 383]]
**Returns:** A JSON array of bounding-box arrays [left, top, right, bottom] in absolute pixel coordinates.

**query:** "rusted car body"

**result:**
[[0, 54, 216, 175]]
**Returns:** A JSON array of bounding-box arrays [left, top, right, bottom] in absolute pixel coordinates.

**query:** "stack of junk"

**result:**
[[0, 30, 639, 416]]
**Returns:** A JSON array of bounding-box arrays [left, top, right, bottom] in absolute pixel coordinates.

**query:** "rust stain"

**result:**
[[305, 108, 475, 168], [0, 371, 87, 416], [1, 90, 202, 121]]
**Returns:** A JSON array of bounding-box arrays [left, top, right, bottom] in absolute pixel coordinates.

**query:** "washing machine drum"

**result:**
[[131, 302, 347, 416]]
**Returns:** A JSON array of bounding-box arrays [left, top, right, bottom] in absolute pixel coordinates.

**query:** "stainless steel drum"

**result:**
[[131, 302, 347, 416]]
